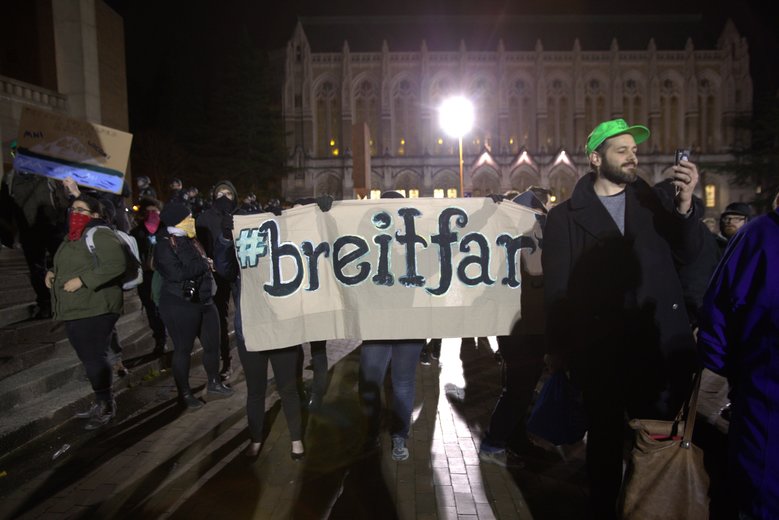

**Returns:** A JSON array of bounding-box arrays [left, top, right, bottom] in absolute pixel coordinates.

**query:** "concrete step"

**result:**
[[0, 301, 36, 328], [0, 348, 189, 457], [0, 295, 147, 380]]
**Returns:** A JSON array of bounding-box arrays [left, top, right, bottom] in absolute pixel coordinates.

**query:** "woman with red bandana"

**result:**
[[129, 197, 167, 354], [45, 194, 127, 430]]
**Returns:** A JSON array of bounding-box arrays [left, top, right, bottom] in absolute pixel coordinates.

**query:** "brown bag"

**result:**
[[618, 372, 710, 520]]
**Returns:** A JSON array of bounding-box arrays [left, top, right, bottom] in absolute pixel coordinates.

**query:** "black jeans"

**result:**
[[237, 343, 302, 443], [482, 334, 546, 451], [159, 295, 221, 395], [309, 340, 328, 397], [66, 313, 120, 403], [16, 209, 63, 308], [212, 274, 233, 364], [136, 270, 166, 344]]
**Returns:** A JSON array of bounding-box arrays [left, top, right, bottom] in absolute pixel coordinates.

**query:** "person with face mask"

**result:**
[[45, 194, 126, 430], [154, 201, 234, 409], [196, 180, 240, 380], [129, 197, 167, 354]]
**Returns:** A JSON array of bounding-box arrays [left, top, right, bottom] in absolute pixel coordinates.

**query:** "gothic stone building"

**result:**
[[281, 16, 753, 215]]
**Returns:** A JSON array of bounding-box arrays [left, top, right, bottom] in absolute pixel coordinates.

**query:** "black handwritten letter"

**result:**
[[301, 241, 331, 291], [457, 233, 495, 286], [372, 234, 394, 286], [333, 236, 370, 286], [496, 235, 535, 287], [396, 208, 427, 287], [261, 220, 304, 297], [427, 208, 468, 296]]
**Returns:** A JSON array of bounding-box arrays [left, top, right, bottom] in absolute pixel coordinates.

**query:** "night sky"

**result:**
[[107, 0, 778, 135]]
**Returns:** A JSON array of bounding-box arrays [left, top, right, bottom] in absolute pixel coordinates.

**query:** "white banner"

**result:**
[[235, 198, 541, 351]]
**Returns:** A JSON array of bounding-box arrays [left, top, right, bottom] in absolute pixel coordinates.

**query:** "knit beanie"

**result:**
[[160, 201, 190, 227]]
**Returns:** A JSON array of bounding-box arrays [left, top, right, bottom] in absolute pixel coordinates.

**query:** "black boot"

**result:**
[[207, 379, 234, 399], [180, 393, 204, 410]]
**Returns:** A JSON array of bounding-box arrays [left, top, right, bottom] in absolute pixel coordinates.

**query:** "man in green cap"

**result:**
[[542, 119, 704, 519]]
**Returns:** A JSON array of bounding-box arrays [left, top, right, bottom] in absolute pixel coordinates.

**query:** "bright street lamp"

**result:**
[[439, 96, 474, 197]]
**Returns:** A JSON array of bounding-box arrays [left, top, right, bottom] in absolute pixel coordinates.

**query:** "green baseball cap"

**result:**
[[585, 118, 650, 155]]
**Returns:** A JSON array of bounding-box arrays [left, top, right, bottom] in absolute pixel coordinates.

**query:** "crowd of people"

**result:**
[[2, 118, 777, 519]]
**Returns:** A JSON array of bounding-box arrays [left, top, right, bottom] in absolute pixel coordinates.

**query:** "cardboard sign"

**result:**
[[236, 198, 542, 351], [13, 106, 132, 194]]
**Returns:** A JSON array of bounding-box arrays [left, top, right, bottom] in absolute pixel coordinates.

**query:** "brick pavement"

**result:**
[[0, 337, 590, 519]]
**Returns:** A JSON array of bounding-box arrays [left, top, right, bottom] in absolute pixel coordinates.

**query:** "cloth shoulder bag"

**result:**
[[618, 371, 709, 520]]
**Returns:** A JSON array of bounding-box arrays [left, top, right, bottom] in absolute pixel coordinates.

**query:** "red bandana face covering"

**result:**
[[68, 212, 92, 241], [144, 211, 161, 234]]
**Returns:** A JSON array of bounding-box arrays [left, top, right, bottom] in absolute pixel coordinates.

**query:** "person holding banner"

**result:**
[[45, 194, 126, 430], [7, 140, 68, 319], [153, 202, 234, 409], [358, 190, 425, 462]]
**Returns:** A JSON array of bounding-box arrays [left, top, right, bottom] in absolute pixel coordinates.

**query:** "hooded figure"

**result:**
[[195, 180, 240, 379]]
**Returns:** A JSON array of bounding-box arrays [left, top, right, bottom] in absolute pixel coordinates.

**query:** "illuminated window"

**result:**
[[433, 189, 444, 198], [509, 137, 515, 145], [332, 148, 339, 157], [437, 138, 443, 145], [447, 188, 458, 198], [400, 138, 405, 145], [705, 184, 717, 208], [330, 139, 336, 147], [396, 189, 407, 197], [370, 189, 381, 199], [408, 189, 419, 198]]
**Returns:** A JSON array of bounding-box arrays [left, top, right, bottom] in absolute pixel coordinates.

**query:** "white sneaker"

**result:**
[[391, 436, 409, 461]]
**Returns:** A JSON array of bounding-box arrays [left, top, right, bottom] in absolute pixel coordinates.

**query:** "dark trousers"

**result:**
[[359, 341, 424, 440], [16, 209, 63, 308], [309, 340, 328, 397], [136, 271, 166, 344], [65, 313, 120, 403], [159, 296, 221, 395], [212, 274, 233, 364], [483, 334, 546, 451], [237, 343, 303, 443]]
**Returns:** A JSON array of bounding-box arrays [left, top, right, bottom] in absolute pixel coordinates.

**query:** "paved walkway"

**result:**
[[0, 338, 592, 519]]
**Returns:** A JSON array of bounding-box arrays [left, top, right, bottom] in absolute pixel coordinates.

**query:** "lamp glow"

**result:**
[[439, 96, 474, 139], [438, 96, 474, 197]]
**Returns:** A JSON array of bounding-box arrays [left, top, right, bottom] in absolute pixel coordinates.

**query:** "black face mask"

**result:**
[[213, 196, 236, 213]]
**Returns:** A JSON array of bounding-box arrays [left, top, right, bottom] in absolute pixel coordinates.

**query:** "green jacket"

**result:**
[[51, 224, 125, 321]]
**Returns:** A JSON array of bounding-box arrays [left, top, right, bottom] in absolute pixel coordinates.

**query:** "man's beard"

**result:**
[[599, 157, 638, 185], [722, 224, 740, 238]]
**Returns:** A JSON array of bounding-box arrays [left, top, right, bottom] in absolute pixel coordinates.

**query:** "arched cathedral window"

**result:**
[[354, 79, 379, 155], [547, 79, 571, 151], [698, 77, 719, 152], [659, 78, 681, 153], [469, 77, 497, 154], [623, 78, 644, 128], [315, 80, 341, 157], [392, 78, 419, 155], [508, 79, 532, 154], [585, 78, 608, 136]]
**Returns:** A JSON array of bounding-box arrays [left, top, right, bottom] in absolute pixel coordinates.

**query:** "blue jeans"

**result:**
[[359, 341, 424, 440]]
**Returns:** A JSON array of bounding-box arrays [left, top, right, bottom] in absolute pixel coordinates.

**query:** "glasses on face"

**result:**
[[721, 215, 746, 224], [70, 206, 92, 215]]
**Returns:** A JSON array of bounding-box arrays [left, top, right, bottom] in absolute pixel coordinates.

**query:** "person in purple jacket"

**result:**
[[697, 201, 779, 520]]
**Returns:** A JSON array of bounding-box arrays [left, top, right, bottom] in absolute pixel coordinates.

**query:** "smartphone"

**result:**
[[675, 148, 690, 165], [674, 149, 690, 195]]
